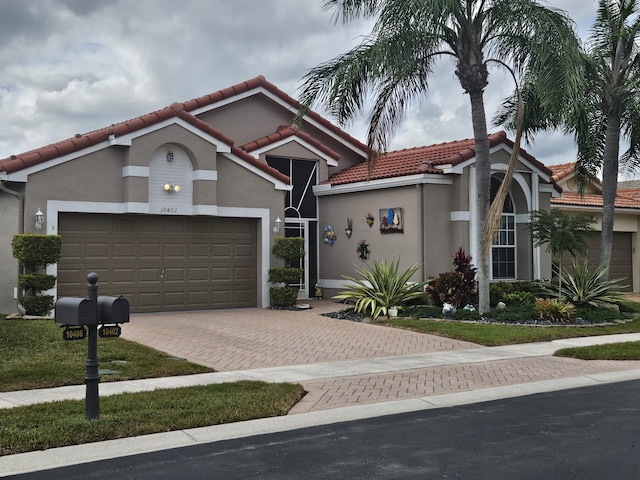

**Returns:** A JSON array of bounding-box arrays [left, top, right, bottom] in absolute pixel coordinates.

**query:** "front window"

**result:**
[[491, 178, 516, 279]]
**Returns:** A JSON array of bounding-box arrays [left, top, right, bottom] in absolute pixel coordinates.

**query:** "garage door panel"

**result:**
[[58, 213, 257, 312]]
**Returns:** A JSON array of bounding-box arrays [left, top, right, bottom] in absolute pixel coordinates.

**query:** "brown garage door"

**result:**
[[57, 213, 257, 312], [561, 231, 632, 291]]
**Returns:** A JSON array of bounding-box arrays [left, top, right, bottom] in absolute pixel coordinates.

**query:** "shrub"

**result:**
[[21, 295, 54, 317], [489, 304, 537, 323], [334, 258, 428, 320], [501, 291, 536, 306], [269, 287, 299, 307], [575, 306, 625, 324], [404, 304, 443, 319], [269, 237, 305, 308], [544, 259, 628, 307], [535, 298, 576, 323], [18, 274, 57, 293], [426, 247, 477, 308], [11, 234, 62, 271], [490, 281, 547, 306]]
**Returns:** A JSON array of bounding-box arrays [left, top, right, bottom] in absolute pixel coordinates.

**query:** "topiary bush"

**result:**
[[425, 247, 477, 308], [12, 234, 62, 316], [269, 237, 305, 307]]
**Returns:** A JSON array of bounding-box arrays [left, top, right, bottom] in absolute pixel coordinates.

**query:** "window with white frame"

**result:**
[[491, 178, 516, 279]]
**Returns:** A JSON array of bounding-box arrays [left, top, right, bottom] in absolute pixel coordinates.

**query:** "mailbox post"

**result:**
[[54, 272, 129, 421], [85, 272, 100, 421]]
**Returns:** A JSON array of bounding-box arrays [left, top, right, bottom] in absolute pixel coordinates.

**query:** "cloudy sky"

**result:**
[[0, 0, 604, 170]]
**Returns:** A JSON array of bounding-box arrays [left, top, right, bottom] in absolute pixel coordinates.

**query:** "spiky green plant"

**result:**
[[334, 258, 428, 320], [549, 259, 628, 307]]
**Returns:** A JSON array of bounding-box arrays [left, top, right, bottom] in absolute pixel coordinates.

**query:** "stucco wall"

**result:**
[[0, 187, 21, 314], [317, 186, 422, 294]]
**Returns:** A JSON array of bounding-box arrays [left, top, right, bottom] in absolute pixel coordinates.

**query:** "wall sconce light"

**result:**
[[163, 182, 180, 193], [273, 216, 282, 234], [166, 150, 174, 162], [35, 209, 44, 230]]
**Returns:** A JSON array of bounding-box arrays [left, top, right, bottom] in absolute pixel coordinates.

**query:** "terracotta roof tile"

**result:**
[[327, 131, 556, 187], [0, 75, 361, 177], [551, 191, 640, 209], [241, 125, 340, 162]]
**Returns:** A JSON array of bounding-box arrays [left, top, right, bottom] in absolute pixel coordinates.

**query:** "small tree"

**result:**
[[527, 209, 595, 297], [12, 234, 62, 316], [268, 237, 305, 307], [426, 248, 478, 308]]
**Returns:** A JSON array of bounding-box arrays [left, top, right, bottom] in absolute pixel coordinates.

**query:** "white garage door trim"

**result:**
[[45, 200, 272, 307]]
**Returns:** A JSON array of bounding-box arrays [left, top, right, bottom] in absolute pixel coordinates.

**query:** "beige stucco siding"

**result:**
[[422, 183, 459, 278], [317, 186, 422, 292], [0, 187, 21, 313]]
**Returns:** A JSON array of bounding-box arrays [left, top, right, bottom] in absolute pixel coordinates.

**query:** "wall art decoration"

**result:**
[[366, 212, 375, 227], [322, 225, 337, 245], [379, 207, 403, 233], [357, 240, 370, 261], [345, 218, 353, 238]]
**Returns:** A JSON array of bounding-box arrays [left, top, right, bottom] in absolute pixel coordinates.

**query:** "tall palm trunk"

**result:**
[[469, 90, 491, 313], [599, 113, 622, 278]]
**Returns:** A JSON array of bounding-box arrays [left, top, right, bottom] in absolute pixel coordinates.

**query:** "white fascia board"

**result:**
[[122, 166, 150, 177], [6, 118, 232, 182], [221, 151, 291, 191], [313, 174, 452, 196], [192, 170, 218, 181], [190, 86, 368, 159], [248, 137, 339, 167]]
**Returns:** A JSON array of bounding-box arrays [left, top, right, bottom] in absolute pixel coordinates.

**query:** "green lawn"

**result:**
[[0, 318, 213, 392], [0, 381, 304, 456], [555, 341, 640, 360]]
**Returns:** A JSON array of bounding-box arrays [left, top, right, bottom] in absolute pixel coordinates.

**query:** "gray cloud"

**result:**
[[0, 0, 612, 172]]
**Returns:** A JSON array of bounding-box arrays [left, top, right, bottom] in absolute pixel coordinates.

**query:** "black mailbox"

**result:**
[[97, 296, 130, 324], [54, 298, 97, 326]]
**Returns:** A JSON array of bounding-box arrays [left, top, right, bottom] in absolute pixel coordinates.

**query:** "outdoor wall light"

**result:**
[[163, 182, 180, 193], [35, 209, 44, 230], [273, 216, 282, 234], [166, 150, 174, 162]]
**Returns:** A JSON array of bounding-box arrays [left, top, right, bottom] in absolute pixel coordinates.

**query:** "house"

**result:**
[[549, 162, 640, 291], [0, 76, 559, 314]]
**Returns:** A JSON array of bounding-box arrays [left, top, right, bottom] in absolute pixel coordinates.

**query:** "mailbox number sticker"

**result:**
[[99, 325, 122, 338], [63, 326, 87, 341]]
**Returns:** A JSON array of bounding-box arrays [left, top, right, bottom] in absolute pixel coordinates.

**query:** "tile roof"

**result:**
[[548, 162, 640, 209], [327, 130, 555, 186], [0, 76, 365, 184], [240, 125, 340, 162]]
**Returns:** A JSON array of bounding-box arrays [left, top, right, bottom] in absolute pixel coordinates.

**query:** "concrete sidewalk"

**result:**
[[2, 302, 640, 476]]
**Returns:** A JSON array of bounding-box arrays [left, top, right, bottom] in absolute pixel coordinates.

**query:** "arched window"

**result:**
[[491, 177, 516, 279]]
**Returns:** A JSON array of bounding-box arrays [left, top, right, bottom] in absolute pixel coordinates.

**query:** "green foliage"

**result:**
[[490, 281, 547, 306], [575, 306, 625, 324], [268, 268, 304, 285], [501, 291, 536, 306], [527, 210, 594, 257], [490, 304, 538, 323], [334, 258, 428, 320], [451, 308, 482, 321], [544, 259, 628, 307], [425, 247, 477, 308], [20, 295, 54, 316], [18, 274, 57, 293], [404, 304, 443, 319], [535, 297, 576, 323], [269, 287, 300, 307], [272, 237, 305, 265], [11, 234, 62, 271]]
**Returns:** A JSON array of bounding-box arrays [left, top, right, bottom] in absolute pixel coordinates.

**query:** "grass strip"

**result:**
[[383, 318, 640, 346], [0, 380, 304, 456], [0, 319, 212, 392], [554, 341, 640, 360]]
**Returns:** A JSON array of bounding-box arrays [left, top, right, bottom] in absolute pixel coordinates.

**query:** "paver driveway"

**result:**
[[121, 300, 480, 371]]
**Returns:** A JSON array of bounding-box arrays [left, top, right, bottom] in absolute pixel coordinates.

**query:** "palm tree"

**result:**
[[573, 0, 640, 278], [297, 0, 581, 313]]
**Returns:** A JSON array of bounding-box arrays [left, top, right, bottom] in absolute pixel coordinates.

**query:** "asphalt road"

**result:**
[[9, 379, 640, 479]]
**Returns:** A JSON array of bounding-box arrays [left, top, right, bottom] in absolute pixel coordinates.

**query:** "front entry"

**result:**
[[285, 220, 318, 299]]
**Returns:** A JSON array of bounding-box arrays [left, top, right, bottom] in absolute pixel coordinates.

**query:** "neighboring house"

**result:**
[[0, 76, 559, 314], [549, 162, 640, 291]]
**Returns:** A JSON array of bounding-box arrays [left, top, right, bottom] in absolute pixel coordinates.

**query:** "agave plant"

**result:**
[[334, 258, 428, 320], [551, 259, 628, 307]]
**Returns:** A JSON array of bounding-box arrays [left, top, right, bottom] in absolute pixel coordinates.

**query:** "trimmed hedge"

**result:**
[[11, 234, 62, 270], [21, 295, 55, 317], [19, 274, 57, 293]]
